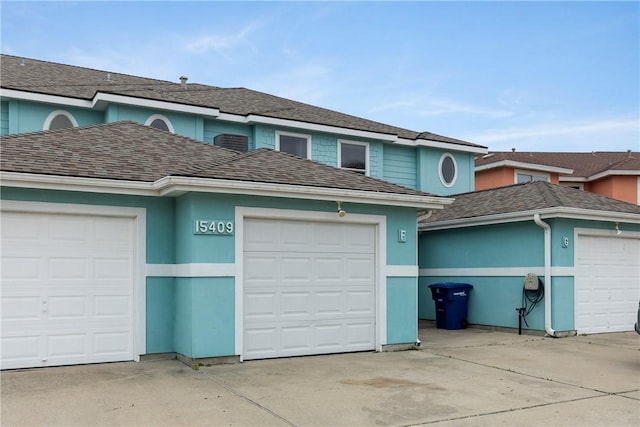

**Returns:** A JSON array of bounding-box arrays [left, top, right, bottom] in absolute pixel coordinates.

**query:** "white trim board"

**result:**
[[419, 267, 575, 277], [146, 263, 236, 277]]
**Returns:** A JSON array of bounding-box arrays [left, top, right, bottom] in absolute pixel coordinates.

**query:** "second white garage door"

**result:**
[[243, 218, 376, 360], [575, 233, 640, 334]]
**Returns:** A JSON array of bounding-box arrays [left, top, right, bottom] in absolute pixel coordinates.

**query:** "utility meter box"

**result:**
[[524, 273, 539, 291]]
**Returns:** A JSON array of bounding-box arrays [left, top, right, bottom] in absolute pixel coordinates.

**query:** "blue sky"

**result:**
[[2, 1, 638, 152]]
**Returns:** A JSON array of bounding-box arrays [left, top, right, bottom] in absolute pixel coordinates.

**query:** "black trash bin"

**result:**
[[428, 282, 473, 330]]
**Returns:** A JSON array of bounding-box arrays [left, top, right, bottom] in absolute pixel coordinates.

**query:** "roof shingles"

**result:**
[[1, 54, 483, 149], [421, 181, 640, 224], [0, 121, 432, 197]]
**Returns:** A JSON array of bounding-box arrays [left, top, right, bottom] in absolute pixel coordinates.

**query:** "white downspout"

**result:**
[[534, 214, 557, 337]]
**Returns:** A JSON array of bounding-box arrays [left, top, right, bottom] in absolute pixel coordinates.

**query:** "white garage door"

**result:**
[[575, 233, 640, 334], [1, 211, 135, 369], [243, 218, 376, 360]]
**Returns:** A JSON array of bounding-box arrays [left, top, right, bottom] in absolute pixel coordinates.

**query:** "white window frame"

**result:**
[[515, 169, 550, 184], [43, 110, 78, 130], [144, 114, 175, 133], [275, 131, 311, 159], [338, 140, 369, 176], [438, 152, 458, 187]]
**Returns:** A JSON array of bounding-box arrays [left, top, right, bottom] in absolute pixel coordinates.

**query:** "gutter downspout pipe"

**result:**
[[534, 214, 557, 337]]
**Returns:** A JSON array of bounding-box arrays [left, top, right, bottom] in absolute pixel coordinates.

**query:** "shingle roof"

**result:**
[[0, 121, 431, 197], [1, 54, 484, 149], [475, 151, 640, 178], [421, 181, 640, 224]]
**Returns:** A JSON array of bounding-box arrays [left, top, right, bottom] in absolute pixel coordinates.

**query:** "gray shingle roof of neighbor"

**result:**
[[0, 121, 433, 197], [0, 54, 485, 150], [475, 151, 640, 177], [421, 181, 640, 224]]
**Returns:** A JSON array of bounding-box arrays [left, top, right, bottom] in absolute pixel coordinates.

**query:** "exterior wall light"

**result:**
[[337, 201, 346, 217]]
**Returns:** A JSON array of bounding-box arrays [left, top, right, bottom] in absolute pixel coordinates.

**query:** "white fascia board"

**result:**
[[475, 160, 573, 174], [0, 172, 158, 196], [154, 176, 453, 209], [409, 137, 488, 154], [245, 114, 399, 142], [419, 207, 640, 231], [587, 169, 640, 181], [559, 169, 640, 183], [1, 172, 452, 210], [92, 93, 220, 118], [1, 88, 93, 108], [1, 88, 221, 118]]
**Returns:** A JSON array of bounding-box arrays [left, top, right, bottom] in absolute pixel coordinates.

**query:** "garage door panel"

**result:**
[[281, 325, 313, 352], [244, 292, 278, 320], [575, 234, 640, 334], [93, 257, 132, 280], [1, 210, 135, 369], [243, 218, 376, 360], [1, 296, 41, 320], [281, 256, 314, 282], [280, 291, 312, 318]]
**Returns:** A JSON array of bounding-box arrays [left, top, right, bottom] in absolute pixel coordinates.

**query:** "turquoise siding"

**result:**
[[1, 101, 8, 135], [203, 119, 253, 148], [420, 222, 544, 269], [5, 100, 102, 134], [174, 278, 235, 358], [146, 277, 176, 353], [106, 105, 202, 140], [419, 276, 546, 330], [383, 144, 417, 189], [386, 277, 418, 344], [417, 147, 475, 195]]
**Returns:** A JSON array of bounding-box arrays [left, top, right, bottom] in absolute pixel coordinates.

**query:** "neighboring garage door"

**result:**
[[575, 233, 640, 334], [243, 218, 376, 360], [1, 210, 135, 369]]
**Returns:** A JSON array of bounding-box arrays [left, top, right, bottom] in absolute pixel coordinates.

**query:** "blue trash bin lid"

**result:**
[[428, 282, 473, 289]]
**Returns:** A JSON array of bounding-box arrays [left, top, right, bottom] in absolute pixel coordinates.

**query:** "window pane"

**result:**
[[341, 143, 366, 171], [49, 114, 74, 130], [517, 174, 532, 183], [150, 119, 170, 132], [441, 156, 455, 184], [279, 135, 307, 158]]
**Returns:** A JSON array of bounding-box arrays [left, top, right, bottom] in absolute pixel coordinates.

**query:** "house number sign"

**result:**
[[193, 219, 234, 235]]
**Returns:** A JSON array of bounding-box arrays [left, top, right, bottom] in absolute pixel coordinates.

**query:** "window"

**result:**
[[43, 110, 78, 130], [516, 172, 549, 183], [276, 131, 310, 159], [438, 153, 457, 187], [144, 114, 174, 133], [338, 140, 368, 175]]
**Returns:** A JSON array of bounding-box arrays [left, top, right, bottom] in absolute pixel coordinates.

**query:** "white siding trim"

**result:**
[[0, 200, 147, 360], [234, 207, 388, 358], [146, 263, 236, 277], [419, 266, 575, 277], [387, 265, 419, 277]]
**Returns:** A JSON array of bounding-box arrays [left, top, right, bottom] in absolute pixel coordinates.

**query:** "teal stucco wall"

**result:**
[[419, 217, 640, 333], [2, 186, 420, 358]]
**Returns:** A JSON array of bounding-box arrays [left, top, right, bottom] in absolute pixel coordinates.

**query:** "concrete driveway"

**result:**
[[2, 324, 639, 426]]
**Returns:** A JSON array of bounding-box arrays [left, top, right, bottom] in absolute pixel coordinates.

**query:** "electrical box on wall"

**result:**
[[524, 273, 539, 291]]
